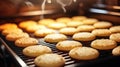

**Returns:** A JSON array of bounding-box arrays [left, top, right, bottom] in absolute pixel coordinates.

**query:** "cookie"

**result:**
[[77, 25, 95, 32], [18, 20, 37, 29], [25, 25, 46, 33], [56, 40, 82, 51], [73, 32, 96, 41], [109, 26, 120, 33], [34, 54, 65, 67], [0, 23, 18, 31], [2, 28, 23, 36], [56, 17, 71, 24], [6, 32, 29, 41], [23, 45, 52, 57], [59, 27, 78, 36], [93, 21, 112, 29], [72, 16, 87, 22], [38, 19, 55, 26], [48, 23, 66, 30], [34, 29, 56, 37], [66, 21, 83, 27], [110, 33, 120, 42], [92, 29, 111, 37], [44, 34, 67, 43], [15, 37, 38, 47], [82, 18, 98, 25], [69, 47, 99, 60], [91, 39, 117, 50], [112, 46, 120, 56]]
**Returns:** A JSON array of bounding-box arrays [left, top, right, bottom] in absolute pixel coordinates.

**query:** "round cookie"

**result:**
[[2, 28, 23, 36], [56, 40, 82, 51], [0, 23, 18, 31], [109, 26, 120, 33], [59, 27, 78, 36], [44, 34, 67, 43], [72, 16, 87, 22], [112, 46, 120, 56], [48, 23, 66, 30], [77, 25, 95, 32], [25, 25, 46, 33], [73, 32, 96, 41], [15, 37, 38, 47], [91, 39, 117, 50], [38, 19, 55, 26], [6, 32, 29, 41], [110, 33, 120, 42], [18, 20, 37, 29], [66, 21, 83, 28], [92, 29, 111, 37], [69, 47, 99, 60], [34, 54, 65, 67], [23, 45, 52, 57], [34, 29, 56, 37], [82, 18, 98, 25], [93, 21, 112, 29], [56, 17, 71, 24]]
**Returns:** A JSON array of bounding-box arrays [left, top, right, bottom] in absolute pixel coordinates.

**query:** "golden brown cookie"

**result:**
[[34, 54, 65, 67], [112, 46, 120, 56], [18, 20, 37, 29], [2, 28, 23, 36], [77, 25, 95, 32], [0, 23, 18, 31], [48, 23, 66, 30], [82, 18, 98, 25], [34, 29, 56, 37], [93, 21, 112, 29], [56, 17, 71, 24], [73, 32, 96, 41], [38, 19, 56, 26], [6, 32, 29, 41], [56, 40, 82, 51], [92, 29, 111, 37], [91, 39, 117, 50], [110, 33, 120, 42], [23, 45, 52, 57], [25, 25, 46, 33], [59, 27, 78, 36], [69, 47, 99, 60], [72, 16, 87, 22], [109, 26, 120, 33], [44, 34, 67, 43], [15, 37, 38, 47], [66, 21, 83, 28]]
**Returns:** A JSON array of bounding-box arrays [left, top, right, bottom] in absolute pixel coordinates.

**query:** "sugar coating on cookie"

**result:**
[[73, 32, 96, 41], [34, 54, 65, 67], [112, 46, 120, 56], [59, 27, 78, 36], [110, 33, 120, 42], [91, 39, 117, 50], [109, 26, 120, 33], [44, 34, 67, 43], [69, 47, 99, 60], [92, 29, 111, 37], [15, 37, 38, 47], [56, 40, 82, 51], [72, 16, 87, 22], [6, 32, 29, 41], [23, 45, 52, 57], [93, 21, 112, 29], [77, 25, 95, 32], [56, 17, 71, 24], [82, 18, 98, 25], [38, 19, 56, 26]]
